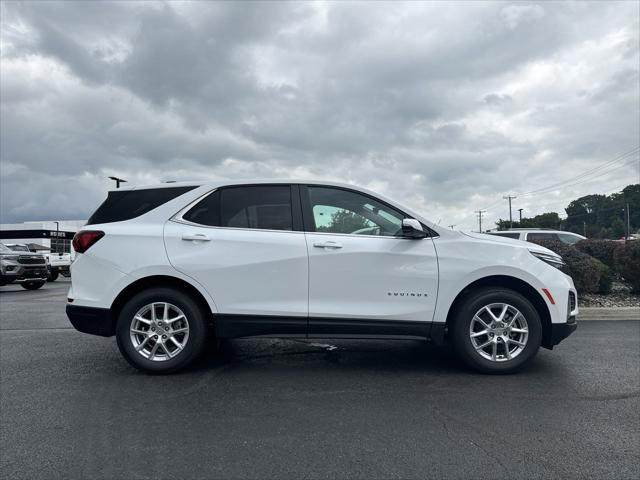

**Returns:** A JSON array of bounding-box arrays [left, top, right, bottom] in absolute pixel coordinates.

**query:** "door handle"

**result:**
[[313, 241, 343, 249], [181, 233, 211, 242]]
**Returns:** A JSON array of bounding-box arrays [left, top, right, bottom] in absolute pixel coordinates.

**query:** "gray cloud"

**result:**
[[1, 1, 638, 229]]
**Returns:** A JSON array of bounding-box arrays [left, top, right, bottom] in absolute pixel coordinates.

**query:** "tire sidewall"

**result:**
[[116, 288, 207, 374], [452, 288, 542, 374]]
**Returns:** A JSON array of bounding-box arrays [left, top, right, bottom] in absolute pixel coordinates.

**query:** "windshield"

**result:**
[[0, 243, 12, 253], [8, 245, 30, 252]]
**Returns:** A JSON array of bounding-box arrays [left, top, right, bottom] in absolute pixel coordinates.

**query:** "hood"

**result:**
[[460, 231, 558, 256]]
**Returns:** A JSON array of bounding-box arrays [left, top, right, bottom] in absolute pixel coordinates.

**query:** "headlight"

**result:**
[[2, 255, 19, 261], [530, 250, 566, 272]]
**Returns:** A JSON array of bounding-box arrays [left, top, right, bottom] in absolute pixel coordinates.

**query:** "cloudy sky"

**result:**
[[1, 1, 638, 229]]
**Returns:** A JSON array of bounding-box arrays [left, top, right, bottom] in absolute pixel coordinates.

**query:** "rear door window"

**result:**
[[87, 187, 196, 225], [557, 233, 582, 245], [183, 185, 295, 231]]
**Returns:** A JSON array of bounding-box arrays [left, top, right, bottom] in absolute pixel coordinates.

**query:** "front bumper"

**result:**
[[1, 265, 48, 282], [549, 316, 577, 346], [66, 304, 114, 337]]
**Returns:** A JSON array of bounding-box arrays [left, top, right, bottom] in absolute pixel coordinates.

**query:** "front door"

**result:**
[[301, 185, 438, 336]]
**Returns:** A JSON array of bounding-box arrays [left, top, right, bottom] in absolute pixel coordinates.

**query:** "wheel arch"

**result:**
[[110, 275, 215, 331], [443, 275, 554, 349]]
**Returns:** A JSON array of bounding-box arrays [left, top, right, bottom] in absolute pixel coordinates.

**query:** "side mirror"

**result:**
[[402, 218, 428, 239]]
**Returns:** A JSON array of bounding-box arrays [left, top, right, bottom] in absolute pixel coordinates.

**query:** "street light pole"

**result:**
[[108, 176, 127, 188], [54, 221, 60, 253]]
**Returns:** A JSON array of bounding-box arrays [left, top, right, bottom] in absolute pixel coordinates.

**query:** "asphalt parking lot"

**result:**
[[1, 279, 639, 480]]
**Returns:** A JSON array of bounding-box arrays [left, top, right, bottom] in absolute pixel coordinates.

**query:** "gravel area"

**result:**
[[579, 282, 640, 307]]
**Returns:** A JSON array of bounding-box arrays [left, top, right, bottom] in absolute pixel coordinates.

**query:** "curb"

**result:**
[[577, 307, 640, 321]]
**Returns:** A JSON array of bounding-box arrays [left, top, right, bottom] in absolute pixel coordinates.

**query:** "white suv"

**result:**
[[486, 229, 586, 245], [67, 181, 578, 374]]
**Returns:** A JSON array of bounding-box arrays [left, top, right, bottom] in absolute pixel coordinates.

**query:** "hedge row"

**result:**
[[533, 239, 640, 294]]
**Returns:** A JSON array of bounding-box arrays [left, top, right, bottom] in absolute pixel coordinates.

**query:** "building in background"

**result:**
[[0, 220, 86, 257]]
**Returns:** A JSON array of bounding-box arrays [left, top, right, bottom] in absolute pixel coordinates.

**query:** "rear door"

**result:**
[[164, 184, 308, 334], [301, 185, 438, 336]]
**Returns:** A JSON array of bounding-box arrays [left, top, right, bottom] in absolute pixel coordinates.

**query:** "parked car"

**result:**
[[6, 244, 71, 281], [486, 229, 586, 245], [0, 242, 48, 290], [67, 181, 578, 374]]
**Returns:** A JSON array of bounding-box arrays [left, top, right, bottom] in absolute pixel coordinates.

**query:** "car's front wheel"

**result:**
[[116, 288, 208, 374], [451, 288, 542, 374]]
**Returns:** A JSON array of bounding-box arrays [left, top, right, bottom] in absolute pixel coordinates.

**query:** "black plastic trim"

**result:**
[[549, 320, 577, 347], [66, 304, 115, 337], [214, 314, 307, 338], [214, 314, 435, 340], [308, 317, 431, 339]]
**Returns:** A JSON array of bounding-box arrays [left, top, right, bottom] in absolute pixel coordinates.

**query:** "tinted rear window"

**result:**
[[86, 187, 196, 225], [182, 186, 293, 231]]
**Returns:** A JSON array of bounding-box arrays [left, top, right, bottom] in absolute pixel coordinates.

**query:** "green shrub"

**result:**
[[575, 239, 621, 270], [594, 260, 612, 295], [532, 240, 601, 294], [613, 241, 640, 293]]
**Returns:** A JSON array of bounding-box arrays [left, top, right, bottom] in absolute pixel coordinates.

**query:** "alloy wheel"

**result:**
[[129, 302, 190, 362], [469, 303, 529, 362]]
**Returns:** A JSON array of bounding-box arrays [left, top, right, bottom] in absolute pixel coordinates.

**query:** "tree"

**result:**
[[317, 210, 371, 234], [496, 212, 561, 230], [493, 184, 639, 239]]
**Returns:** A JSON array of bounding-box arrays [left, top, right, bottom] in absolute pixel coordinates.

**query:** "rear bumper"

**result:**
[[66, 304, 114, 337], [550, 317, 577, 346]]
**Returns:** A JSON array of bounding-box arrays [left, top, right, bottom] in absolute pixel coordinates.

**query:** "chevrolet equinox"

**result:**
[[67, 180, 577, 374]]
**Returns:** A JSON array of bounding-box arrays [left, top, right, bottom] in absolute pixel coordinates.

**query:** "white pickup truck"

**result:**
[[6, 244, 71, 281]]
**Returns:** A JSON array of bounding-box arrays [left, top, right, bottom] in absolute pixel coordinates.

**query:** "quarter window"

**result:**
[[490, 232, 520, 239], [526, 232, 560, 242], [308, 187, 404, 236]]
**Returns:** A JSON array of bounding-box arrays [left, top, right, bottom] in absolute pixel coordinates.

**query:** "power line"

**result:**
[[517, 146, 639, 197]]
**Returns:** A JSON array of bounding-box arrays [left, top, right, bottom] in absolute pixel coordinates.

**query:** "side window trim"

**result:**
[[299, 184, 433, 238], [172, 184, 304, 232]]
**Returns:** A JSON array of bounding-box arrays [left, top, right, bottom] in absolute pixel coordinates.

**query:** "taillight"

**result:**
[[72, 230, 104, 253]]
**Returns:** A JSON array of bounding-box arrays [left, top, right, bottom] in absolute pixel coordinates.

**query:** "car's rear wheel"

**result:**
[[116, 288, 208, 373], [451, 288, 542, 374], [21, 281, 45, 290]]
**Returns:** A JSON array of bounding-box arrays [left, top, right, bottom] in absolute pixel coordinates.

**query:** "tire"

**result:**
[[22, 281, 45, 290], [451, 287, 542, 374], [116, 288, 208, 374], [48, 270, 59, 282]]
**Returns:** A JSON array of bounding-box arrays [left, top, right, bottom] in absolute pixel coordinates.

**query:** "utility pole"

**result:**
[[474, 210, 486, 233], [108, 176, 127, 188], [626, 202, 630, 241], [517, 208, 523, 224], [503, 195, 517, 229], [583, 221, 587, 238]]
